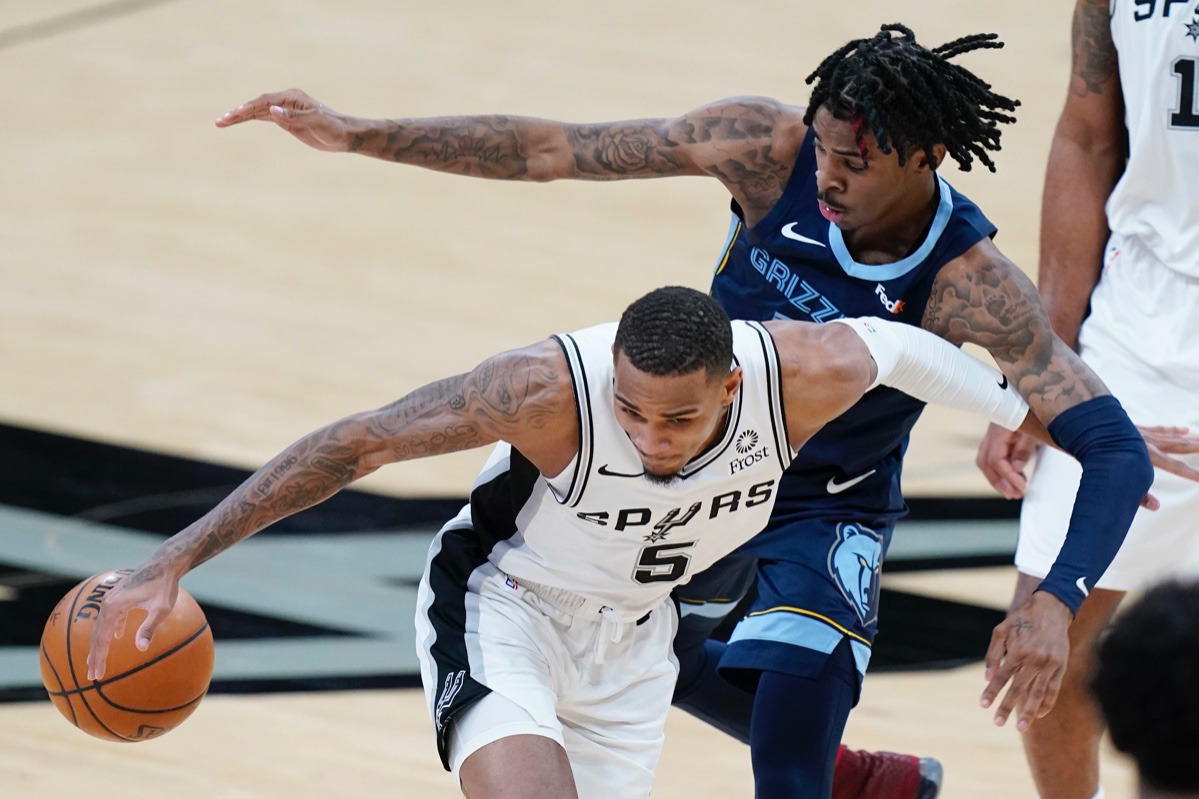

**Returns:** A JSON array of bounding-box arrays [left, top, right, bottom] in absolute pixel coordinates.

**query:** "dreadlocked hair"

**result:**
[[803, 23, 1020, 172], [614, 287, 732, 380]]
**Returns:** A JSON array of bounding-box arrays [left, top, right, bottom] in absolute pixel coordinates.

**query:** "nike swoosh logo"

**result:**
[[781, 222, 827, 248], [998, 374, 1009, 390], [826, 469, 877, 494], [597, 464, 645, 479], [1076, 576, 1090, 597]]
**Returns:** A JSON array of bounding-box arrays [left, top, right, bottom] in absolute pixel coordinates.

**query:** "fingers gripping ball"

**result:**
[[40, 571, 214, 742]]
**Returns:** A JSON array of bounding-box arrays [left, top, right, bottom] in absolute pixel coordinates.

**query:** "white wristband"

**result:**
[[832, 317, 1029, 431]]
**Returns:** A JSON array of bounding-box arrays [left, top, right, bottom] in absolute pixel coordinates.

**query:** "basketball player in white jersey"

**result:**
[[975, 2, 1199, 797], [85, 286, 1116, 799]]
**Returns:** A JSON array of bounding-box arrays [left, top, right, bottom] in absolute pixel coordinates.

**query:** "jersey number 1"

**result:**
[[1171, 57, 1199, 128]]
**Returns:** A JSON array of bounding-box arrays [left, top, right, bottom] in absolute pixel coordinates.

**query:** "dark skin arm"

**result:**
[[86, 340, 575, 680], [924, 238, 1143, 733], [216, 90, 808, 227]]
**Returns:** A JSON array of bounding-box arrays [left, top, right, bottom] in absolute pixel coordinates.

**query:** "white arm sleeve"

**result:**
[[830, 317, 1029, 431]]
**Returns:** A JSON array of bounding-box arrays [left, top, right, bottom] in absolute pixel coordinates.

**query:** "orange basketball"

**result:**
[[39, 570, 215, 742]]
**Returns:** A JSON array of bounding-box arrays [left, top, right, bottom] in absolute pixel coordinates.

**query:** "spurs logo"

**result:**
[[434, 670, 466, 730]]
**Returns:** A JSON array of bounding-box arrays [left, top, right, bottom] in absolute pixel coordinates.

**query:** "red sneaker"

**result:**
[[833, 746, 942, 799]]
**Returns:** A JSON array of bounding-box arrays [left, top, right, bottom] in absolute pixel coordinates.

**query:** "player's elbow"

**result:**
[[522, 132, 578, 182]]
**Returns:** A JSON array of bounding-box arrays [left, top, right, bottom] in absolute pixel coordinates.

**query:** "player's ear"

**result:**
[[720, 367, 743, 406], [919, 144, 947, 172]]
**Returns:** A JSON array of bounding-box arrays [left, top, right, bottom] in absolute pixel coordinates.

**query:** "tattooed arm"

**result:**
[[923, 240, 1109, 425], [926, 242, 1154, 731], [1042, 0, 1125, 349], [215, 89, 807, 224], [86, 340, 575, 679]]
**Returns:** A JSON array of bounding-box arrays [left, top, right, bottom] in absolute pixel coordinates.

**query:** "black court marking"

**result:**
[[0, 0, 182, 50], [46, 622, 210, 700]]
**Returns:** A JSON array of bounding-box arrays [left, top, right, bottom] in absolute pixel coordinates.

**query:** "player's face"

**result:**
[[612, 355, 742, 483], [810, 106, 942, 235]]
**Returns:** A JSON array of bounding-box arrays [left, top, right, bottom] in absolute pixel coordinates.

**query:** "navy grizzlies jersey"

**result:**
[[710, 127, 996, 520]]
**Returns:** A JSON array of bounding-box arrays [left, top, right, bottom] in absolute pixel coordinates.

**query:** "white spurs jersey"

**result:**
[[467, 321, 794, 619], [1108, 0, 1199, 275]]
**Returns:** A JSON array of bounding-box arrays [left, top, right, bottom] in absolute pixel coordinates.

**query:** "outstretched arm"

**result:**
[[923, 241, 1159, 731], [86, 341, 573, 679], [215, 89, 807, 220]]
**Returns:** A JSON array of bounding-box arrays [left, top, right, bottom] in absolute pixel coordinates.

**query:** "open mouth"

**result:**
[[818, 201, 847, 222]]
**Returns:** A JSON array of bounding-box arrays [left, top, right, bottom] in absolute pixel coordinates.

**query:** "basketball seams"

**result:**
[[39, 643, 77, 726], [45, 622, 211, 698], [96, 687, 207, 715], [62, 575, 134, 741]]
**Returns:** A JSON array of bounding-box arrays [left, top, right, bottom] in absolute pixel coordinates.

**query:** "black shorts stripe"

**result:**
[[422, 452, 542, 770]]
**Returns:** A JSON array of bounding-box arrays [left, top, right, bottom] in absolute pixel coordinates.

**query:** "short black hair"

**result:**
[[614, 286, 732, 379], [1092, 579, 1199, 792], [804, 23, 1019, 172]]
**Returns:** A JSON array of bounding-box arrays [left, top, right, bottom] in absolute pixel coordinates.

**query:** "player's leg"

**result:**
[[455, 701, 578, 799], [750, 640, 857, 798], [721, 517, 947, 798], [671, 549, 758, 741]]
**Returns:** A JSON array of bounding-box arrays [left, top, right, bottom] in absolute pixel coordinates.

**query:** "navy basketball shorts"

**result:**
[[681, 515, 896, 695]]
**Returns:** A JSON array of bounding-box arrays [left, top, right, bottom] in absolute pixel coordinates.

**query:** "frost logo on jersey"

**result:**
[[749, 247, 843, 322], [434, 670, 466, 731], [874, 284, 907, 314], [736, 430, 759, 454], [828, 523, 884, 625], [729, 438, 772, 474]]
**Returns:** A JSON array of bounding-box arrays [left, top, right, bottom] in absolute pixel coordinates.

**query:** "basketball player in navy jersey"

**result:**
[[87, 287, 1052, 799], [215, 25, 1185, 797], [975, 2, 1199, 797]]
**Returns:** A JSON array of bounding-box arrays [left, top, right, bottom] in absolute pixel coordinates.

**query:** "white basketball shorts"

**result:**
[[415, 520, 679, 799], [1017, 233, 1199, 590]]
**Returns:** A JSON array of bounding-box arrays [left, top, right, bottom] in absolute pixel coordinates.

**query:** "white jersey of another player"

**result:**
[[1107, 0, 1199, 275], [472, 320, 793, 619]]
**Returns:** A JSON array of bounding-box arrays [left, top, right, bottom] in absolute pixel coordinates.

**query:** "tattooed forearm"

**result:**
[[923, 254, 1108, 420], [345, 115, 535, 178], [255, 455, 299, 496], [566, 99, 794, 214], [1071, 0, 1118, 96]]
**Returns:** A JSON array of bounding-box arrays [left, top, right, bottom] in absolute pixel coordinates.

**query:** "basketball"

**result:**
[[39, 570, 215, 742]]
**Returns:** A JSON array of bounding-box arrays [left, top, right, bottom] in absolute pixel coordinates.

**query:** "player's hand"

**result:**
[[86, 568, 180, 681], [1140, 425, 1199, 483], [980, 590, 1072, 732], [215, 89, 354, 152], [975, 423, 1038, 500]]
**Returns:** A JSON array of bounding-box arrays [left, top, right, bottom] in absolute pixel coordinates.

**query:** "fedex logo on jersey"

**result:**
[[576, 480, 776, 541], [749, 247, 843, 322], [874, 284, 906, 314]]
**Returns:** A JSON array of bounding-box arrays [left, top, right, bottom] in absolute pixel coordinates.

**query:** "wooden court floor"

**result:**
[[0, 0, 1142, 796]]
